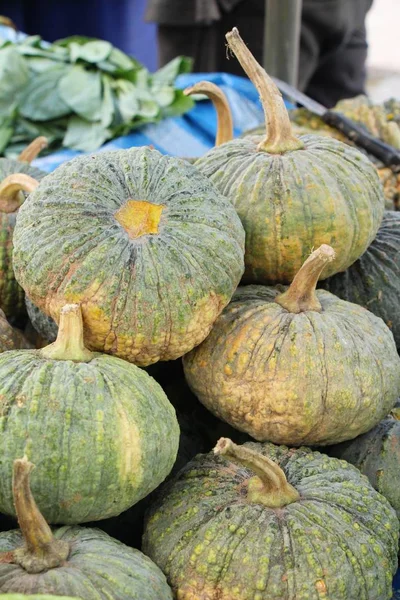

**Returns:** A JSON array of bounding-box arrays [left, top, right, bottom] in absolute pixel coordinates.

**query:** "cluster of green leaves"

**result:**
[[0, 34, 193, 154]]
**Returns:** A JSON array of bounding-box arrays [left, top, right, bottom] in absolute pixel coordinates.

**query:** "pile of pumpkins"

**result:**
[[0, 26, 398, 600]]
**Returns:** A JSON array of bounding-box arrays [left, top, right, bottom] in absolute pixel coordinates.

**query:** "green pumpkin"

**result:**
[[183, 245, 400, 446], [320, 211, 400, 349], [25, 298, 58, 343], [0, 458, 173, 600], [13, 146, 245, 366], [327, 413, 400, 518], [0, 309, 32, 352], [0, 303, 179, 524], [193, 29, 384, 284], [143, 437, 399, 600], [0, 138, 46, 319], [0, 594, 79, 600]]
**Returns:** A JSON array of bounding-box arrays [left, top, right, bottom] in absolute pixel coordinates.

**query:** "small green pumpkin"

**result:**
[[320, 211, 400, 349], [0, 458, 173, 599], [0, 138, 46, 319], [0, 309, 32, 352], [183, 245, 400, 445], [328, 413, 400, 518], [13, 146, 245, 366], [143, 437, 399, 600], [194, 29, 384, 284], [0, 303, 179, 524]]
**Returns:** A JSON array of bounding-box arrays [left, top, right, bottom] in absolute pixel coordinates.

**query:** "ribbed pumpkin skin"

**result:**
[[328, 416, 400, 518], [0, 310, 32, 352], [320, 211, 400, 349], [0, 596, 80, 599], [0, 527, 172, 599], [195, 134, 384, 284], [183, 286, 400, 445], [25, 298, 58, 343], [0, 160, 44, 319], [13, 148, 245, 366], [143, 443, 399, 600], [0, 350, 179, 523], [0, 594, 79, 600]]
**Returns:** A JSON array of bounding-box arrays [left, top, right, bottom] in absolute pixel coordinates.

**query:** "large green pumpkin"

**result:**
[[12, 146, 245, 366], [0, 458, 173, 599], [183, 245, 400, 445], [143, 437, 399, 600], [0, 303, 179, 524], [0, 138, 46, 319], [320, 211, 400, 349], [328, 413, 400, 518], [194, 28, 384, 284]]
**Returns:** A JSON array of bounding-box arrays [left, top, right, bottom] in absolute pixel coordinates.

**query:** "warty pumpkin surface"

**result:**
[[320, 211, 400, 349], [183, 245, 400, 446], [328, 413, 400, 518], [0, 458, 173, 600], [143, 438, 399, 600], [0, 304, 179, 524], [0, 594, 80, 600], [13, 146, 245, 366], [0, 138, 46, 319], [194, 29, 384, 284]]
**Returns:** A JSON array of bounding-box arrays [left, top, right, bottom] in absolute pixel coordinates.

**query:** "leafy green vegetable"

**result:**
[[0, 46, 30, 102], [19, 65, 71, 121], [69, 40, 112, 63], [0, 32, 193, 153], [58, 65, 102, 121], [63, 116, 110, 152]]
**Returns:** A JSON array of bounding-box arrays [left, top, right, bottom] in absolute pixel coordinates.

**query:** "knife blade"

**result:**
[[272, 76, 400, 173]]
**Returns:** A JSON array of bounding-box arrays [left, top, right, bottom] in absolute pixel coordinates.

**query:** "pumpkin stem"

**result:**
[[40, 304, 94, 362], [0, 173, 39, 213], [184, 81, 233, 146], [7, 457, 70, 573], [18, 136, 48, 163], [275, 245, 335, 313], [225, 28, 303, 154], [214, 438, 299, 508]]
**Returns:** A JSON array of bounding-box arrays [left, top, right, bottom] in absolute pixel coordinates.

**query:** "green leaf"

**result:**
[[0, 120, 15, 154], [101, 75, 114, 127], [70, 40, 112, 63], [151, 85, 175, 108], [115, 80, 139, 122], [0, 46, 30, 102], [63, 116, 110, 151], [58, 65, 102, 121], [161, 89, 194, 118], [26, 57, 60, 72], [108, 47, 138, 71], [152, 56, 193, 86], [19, 65, 71, 121], [138, 99, 160, 119]]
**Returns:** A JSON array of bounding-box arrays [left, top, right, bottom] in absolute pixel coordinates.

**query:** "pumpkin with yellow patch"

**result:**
[[12, 147, 244, 366], [0, 304, 179, 524], [183, 245, 400, 446]]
